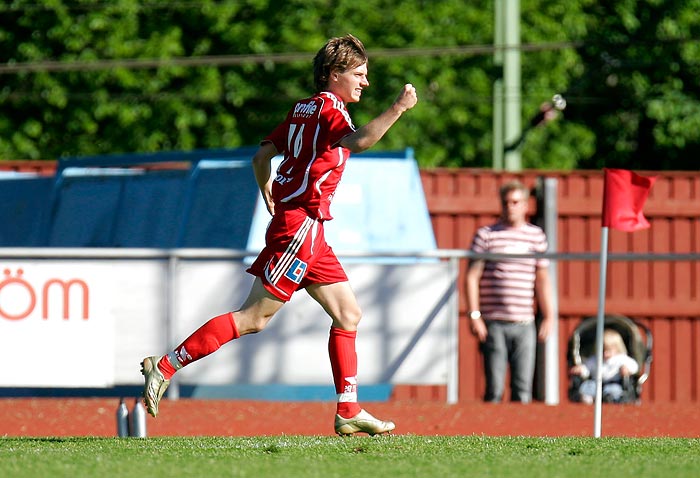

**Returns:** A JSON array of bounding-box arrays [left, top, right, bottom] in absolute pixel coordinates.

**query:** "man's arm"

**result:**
[[340, 84, 417, 153], [534, 266, 554, 342], [251, 141, 279, 216], [465, 259, 487, 342]]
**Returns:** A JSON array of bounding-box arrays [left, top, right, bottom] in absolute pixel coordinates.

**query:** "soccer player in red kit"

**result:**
[[141, 34, 418, 435]]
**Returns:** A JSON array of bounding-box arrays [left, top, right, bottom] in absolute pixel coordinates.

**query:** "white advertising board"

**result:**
[[0, 261, 122, 387], [172, 261, 454, 386], [0, 255, 454, 389]]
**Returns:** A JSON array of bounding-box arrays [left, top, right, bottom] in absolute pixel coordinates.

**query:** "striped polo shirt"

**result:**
[[470, 221, 549, 323]]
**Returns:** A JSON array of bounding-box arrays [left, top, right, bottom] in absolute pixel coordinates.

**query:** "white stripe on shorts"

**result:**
[[268, 216, 315, 285]]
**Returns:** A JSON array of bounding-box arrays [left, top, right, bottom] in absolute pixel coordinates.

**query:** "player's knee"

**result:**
[[336, 306, 362, 330]]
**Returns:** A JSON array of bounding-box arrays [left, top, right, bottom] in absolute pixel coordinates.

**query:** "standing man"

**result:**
[[140, 34, 417, 435], [465, 180, 554, 403]]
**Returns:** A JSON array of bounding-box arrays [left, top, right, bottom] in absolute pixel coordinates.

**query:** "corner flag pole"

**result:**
[[595, 168, 656, 438], [593, 226, 609, 438]]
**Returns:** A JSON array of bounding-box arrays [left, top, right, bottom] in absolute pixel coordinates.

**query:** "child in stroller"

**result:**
[[568, 315, 653, 404], [570, 328, 639, 404]]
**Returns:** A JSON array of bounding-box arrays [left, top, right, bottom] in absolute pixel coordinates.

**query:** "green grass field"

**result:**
[[2, 435, 699, 478]]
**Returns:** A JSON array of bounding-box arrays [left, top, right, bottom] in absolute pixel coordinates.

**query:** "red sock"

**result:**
[[329, 326, 361, 418], [157, 312, 240, 379]]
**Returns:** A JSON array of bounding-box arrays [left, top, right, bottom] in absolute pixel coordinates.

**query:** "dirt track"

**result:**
[[2, 398, 699, 438]]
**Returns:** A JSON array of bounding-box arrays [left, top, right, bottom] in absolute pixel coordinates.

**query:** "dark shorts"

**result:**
[[246, 207, 348, 301]]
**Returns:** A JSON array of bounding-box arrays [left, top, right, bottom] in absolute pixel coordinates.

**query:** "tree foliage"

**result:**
[[1, 0, 699, 170], [567, 0, 700, 170]]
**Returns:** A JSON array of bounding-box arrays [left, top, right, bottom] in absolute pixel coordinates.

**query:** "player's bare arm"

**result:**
[[252, 141, 279, 216], [340, 84, 418, 153]]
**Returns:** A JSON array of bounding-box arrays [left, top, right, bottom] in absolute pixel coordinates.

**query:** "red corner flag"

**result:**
[[602, 168, 657, 232]]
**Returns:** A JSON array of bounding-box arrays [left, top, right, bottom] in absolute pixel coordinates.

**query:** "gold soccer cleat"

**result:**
[[334, 409, 396, 436], [140, 356, 170, 418]]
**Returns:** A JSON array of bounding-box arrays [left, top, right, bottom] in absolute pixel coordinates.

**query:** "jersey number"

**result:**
[[278, 123, 306, 175], [288, 124, 305, 159]]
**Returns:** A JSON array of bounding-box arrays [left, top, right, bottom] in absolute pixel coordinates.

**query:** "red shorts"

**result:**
[[246, 206, 348, 301]]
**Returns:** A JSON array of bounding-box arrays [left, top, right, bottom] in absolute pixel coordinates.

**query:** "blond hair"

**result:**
[[603, 329, 627, 355]]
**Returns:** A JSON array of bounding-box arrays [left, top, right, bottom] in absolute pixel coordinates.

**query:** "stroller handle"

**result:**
[[572, 334, 582, 366]]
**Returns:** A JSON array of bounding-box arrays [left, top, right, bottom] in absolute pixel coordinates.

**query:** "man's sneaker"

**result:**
[[140, 356, 170, 418], [334, 409, 396, 436]]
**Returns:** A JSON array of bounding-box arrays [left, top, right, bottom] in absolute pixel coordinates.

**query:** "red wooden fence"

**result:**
[[420, 168, 700, 403], [2, 161, 699, 404]]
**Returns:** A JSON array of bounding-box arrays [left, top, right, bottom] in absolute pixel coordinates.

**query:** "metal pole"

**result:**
[[492, 0, 504, 170], [542, 177, 560, 405], [594, 227, 610, 437], [503, 0, 522, 171], [447, 256, 460, 404], [493, 80, 504, 170], [166, 253, 180, 400]]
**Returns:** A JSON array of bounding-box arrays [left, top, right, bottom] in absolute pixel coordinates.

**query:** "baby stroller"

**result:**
[[567, 314, 653, 404]]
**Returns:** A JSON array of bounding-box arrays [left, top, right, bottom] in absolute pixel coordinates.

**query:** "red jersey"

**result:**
[[263, 91, 355, 221]]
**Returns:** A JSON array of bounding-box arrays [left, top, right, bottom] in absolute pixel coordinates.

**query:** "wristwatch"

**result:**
[[469, 310, 482, 320]]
